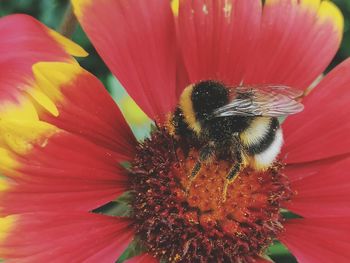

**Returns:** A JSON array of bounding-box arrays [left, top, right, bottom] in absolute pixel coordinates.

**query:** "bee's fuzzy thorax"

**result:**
[[179, 84, 202, 135], [190, 80, 229, 118]]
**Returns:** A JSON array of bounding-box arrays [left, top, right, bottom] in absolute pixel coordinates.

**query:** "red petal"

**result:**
[[280, 218, 350, 263], [177, 0, 261, 86], [175, 48, 191, 99], [72, 0, 177, 121], [0, 212, 134, 262], [0, 16, 135, 159], [0, 121, 129, 214], [284, 154, 348, 182], [244, 0, 343, 90], [282, 58, 350, 163], [125, 253, 158, 263], [284, 156, 350, 218], [0, 14, 86, 120], [33, 62, 136, 161]]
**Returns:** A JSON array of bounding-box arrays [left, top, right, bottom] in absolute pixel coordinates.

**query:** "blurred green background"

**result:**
[[1, 1, 349, 262]]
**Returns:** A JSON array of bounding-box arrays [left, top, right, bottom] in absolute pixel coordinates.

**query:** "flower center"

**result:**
[[131, 127, 292, 262]]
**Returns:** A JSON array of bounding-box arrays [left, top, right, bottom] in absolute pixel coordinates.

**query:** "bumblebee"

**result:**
[[168, 80, 304, 200]]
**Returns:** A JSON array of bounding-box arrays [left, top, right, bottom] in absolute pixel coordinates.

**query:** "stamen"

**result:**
[[131, 128, 292, 262]]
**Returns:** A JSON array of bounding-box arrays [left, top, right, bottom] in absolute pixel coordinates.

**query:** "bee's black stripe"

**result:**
[[245, 117, 280, 155], [172, 107, 198, 139]]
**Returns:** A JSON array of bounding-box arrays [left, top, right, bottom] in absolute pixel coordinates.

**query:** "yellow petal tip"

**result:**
[[0, 176, 10, 192], [48, 28, 88, 57], [0, 148, 19, 174], [0, 120, 59, 155], [171, 0, 179, 17], [0, 215, 17, 243], [299, 0, 321, 10], [27, 88, 59, 117], [318, 0, 344, 40], [0, 96, 38, 121], [71, 0, 93, 19], [33, 62, 83, 102]]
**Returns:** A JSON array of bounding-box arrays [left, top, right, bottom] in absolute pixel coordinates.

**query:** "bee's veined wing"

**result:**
[[235, 85, 304, 99], [213, 85, 304, 117]]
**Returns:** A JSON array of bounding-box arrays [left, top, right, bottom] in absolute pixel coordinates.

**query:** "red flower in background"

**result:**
[[0, 0, 349, 262]]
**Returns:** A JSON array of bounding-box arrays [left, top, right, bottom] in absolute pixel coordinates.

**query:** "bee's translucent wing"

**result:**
[[235, 85, 303, 99], [213, 85, 304, 117]]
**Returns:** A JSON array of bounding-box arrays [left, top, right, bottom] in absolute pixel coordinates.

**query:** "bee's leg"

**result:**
[[189, 142, 216, 179], [223, 156, 242, 202], [186, 142, 216, 193], [190, 161, 202, 179], [223, 136, 243, 202]]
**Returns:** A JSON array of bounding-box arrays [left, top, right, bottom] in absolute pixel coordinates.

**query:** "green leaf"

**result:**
[[120, 161, 132, 171], [280, 209, 302, 219], [93, 191, 133, 217], [267, 241, 297, 263], [116, 237, 146, 263]]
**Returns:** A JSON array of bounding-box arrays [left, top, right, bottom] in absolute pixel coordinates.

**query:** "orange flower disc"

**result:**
[[131, 128, 292, 262]]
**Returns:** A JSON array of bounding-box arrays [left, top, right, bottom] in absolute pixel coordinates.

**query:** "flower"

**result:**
[[0, 0, 350, 262]]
